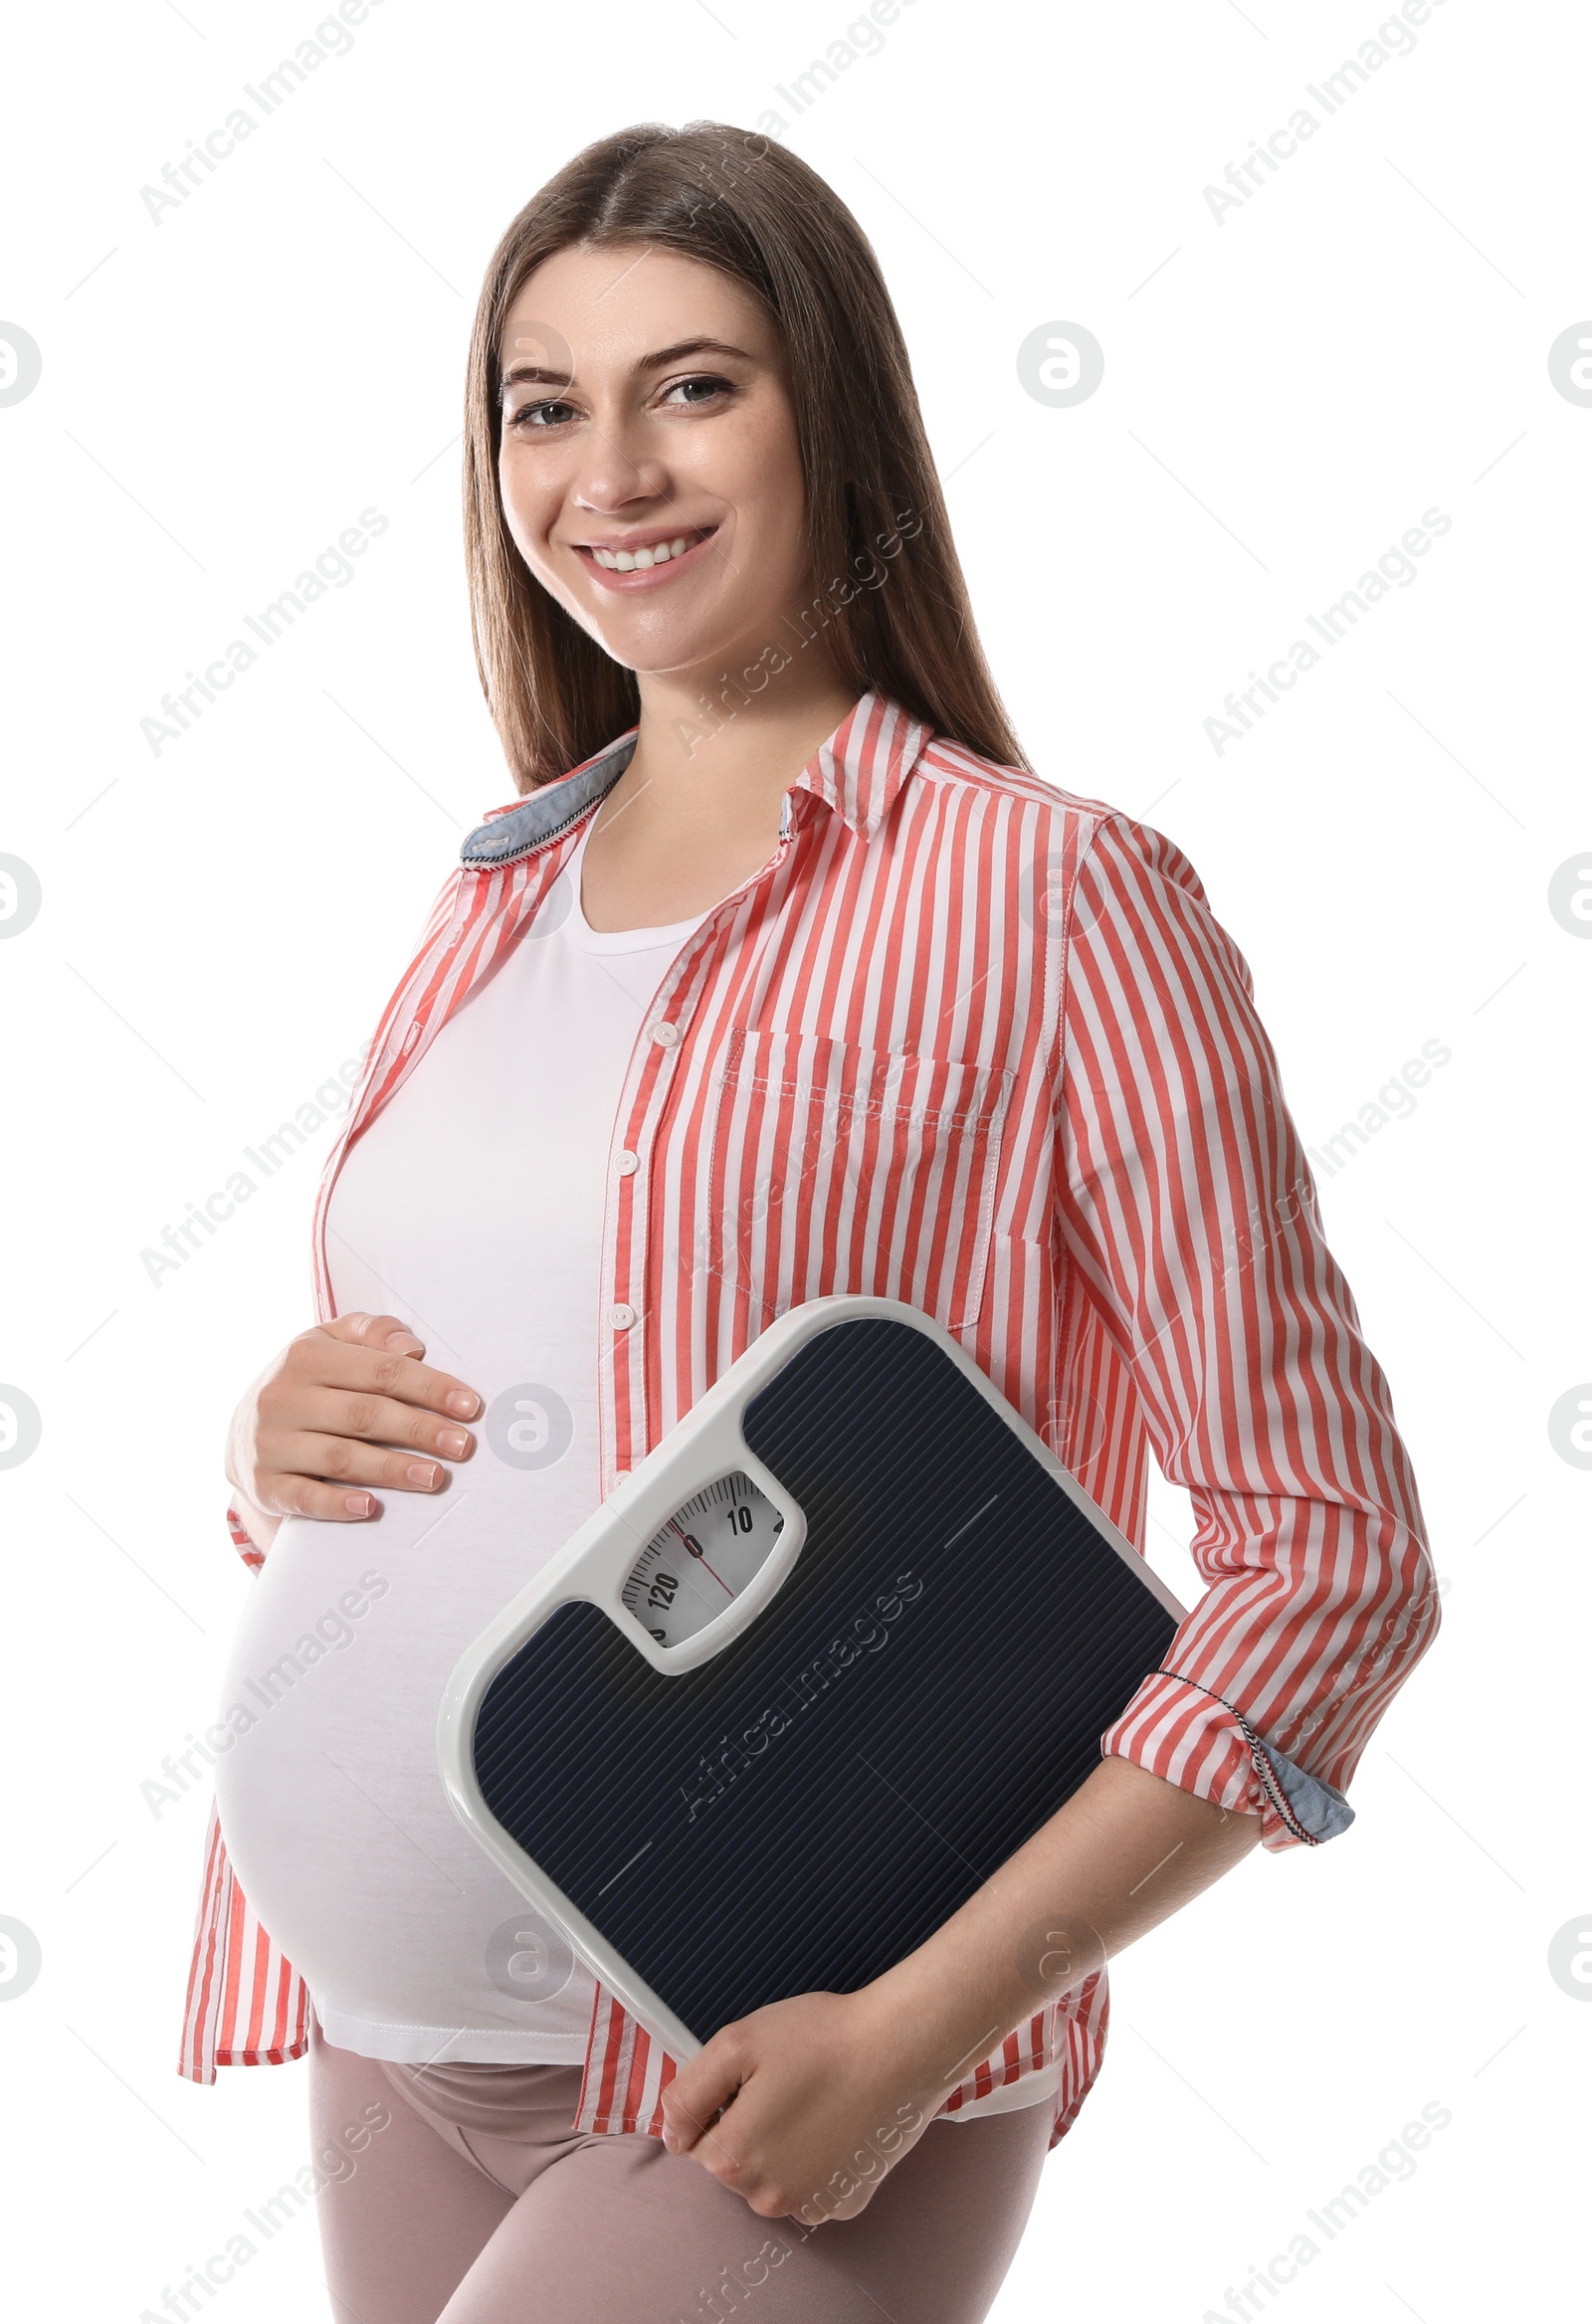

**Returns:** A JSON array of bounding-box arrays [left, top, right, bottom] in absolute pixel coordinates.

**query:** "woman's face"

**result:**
[[495, 242, 815, 685]]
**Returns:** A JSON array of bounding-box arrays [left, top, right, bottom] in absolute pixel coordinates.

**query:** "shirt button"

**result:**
[[651, 1020, 680, 1047], [609, 1303, 637, 1330], [616, 1150, 639, 1175]]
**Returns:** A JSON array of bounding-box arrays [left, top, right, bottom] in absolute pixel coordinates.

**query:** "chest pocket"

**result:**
[[701, 1028, 1015, 1333]]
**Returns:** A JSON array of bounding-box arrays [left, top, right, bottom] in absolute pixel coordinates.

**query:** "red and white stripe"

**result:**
[[178, 1798, 310, 2081], [181, 691, 1439, 2156]]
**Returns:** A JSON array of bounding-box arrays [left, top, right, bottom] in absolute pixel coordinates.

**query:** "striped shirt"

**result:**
[[179, 690, 1439, 2147]]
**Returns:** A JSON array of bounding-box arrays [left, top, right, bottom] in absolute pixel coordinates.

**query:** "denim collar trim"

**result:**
[[458, 732, 639, 868]]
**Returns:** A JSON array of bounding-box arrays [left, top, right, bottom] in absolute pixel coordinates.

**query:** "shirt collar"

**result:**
[[788, 690, 931, 843], [460, 689, 930, 868]]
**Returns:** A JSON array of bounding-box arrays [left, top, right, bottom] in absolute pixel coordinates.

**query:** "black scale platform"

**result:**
[[472, 1314, 1179, 2044]]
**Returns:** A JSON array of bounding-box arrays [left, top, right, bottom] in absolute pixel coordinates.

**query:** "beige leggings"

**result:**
[[308, 2015, 1054, 2323]]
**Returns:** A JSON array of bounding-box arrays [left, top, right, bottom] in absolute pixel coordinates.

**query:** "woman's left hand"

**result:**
[[657, 1987, 947, 2227]]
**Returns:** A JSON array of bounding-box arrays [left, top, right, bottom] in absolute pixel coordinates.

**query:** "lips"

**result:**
[[572, 524, 721, 592], [578, 522, 715, 564]]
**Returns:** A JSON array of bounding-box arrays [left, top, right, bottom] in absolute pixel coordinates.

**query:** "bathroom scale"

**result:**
[[437, 1293, 1188, 2065]]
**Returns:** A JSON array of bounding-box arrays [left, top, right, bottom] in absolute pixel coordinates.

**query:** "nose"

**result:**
[[567, 410, 674, 529]]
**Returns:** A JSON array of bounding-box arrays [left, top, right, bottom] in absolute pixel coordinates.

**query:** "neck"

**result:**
[[616, 644, 861, 846]]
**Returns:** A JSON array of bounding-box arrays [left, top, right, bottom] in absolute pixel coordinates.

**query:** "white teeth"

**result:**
[[592, 534, 695, 571]]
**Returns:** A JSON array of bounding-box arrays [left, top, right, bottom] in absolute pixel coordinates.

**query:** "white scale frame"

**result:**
[[436, 1291, 1190, 2065]]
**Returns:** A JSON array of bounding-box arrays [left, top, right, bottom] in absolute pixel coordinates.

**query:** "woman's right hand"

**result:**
[[224, 1310, 483, 1554]]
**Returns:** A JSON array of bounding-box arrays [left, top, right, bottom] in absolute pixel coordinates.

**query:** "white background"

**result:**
[[1, 2, 1586, 2318]]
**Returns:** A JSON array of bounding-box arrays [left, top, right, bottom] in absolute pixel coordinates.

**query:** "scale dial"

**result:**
[[620, 1471, 784, 1648]]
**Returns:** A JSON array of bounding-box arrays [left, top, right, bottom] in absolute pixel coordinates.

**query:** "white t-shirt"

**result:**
[[213, 817, 708, 2063]]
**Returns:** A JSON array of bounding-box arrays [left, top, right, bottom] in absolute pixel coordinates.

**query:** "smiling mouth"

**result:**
[[575, 525, 718, 574]]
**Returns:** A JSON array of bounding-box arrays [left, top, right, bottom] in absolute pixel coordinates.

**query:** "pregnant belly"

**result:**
[[211, 1495, 595, 2052]]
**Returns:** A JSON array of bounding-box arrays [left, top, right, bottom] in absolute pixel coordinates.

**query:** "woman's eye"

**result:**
[[508, 398, 576, 431], [663, 374, 733, 408]]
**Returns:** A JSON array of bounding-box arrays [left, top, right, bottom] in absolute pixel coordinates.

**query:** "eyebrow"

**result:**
[[498, 335, 756, 396]]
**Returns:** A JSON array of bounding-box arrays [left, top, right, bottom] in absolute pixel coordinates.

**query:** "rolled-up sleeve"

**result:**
[[1059, 813, 1440, 1849]]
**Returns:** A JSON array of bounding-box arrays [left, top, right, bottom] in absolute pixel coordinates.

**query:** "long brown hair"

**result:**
[[463, 119, 1031, 791]]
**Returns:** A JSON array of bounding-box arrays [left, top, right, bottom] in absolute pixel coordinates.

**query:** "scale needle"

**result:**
[[669, 1517, 734, 1596]]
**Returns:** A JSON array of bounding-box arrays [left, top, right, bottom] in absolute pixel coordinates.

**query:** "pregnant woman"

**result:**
[[181, 121, 1440, 2324]]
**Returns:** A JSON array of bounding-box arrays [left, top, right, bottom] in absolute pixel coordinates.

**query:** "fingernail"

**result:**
[[345, 1492, 373, 1516], [406, 1461, 439, 1488], [447, 1390, 480, 1417], [439, 1428, 470, 1456]]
